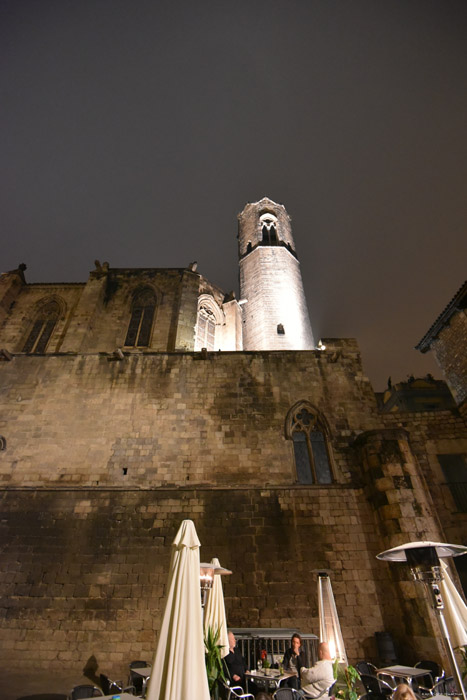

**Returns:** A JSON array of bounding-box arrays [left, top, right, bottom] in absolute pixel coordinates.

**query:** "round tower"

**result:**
[[238, 197, 315, 350]]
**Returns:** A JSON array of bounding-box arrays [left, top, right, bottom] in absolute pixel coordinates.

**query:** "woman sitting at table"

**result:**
[[282, 632, 306, 689]]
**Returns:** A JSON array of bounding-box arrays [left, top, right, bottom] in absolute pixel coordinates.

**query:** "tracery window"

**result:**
[[194, 295, 222, 351], [196, 306, 216, 350], [22, 300, 61, 353], [124, 288, 156, 347], [286, 403, 333, 484]]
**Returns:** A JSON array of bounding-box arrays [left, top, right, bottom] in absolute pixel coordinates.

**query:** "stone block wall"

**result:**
[[0, 344, 378, 489], [381, 409, 467, 546], [0, 486, 394, 679], [0, 342, 465, 678], [0, 282, 84, 353], [239, 248, 315, 350], [430, 309, 467, 404]]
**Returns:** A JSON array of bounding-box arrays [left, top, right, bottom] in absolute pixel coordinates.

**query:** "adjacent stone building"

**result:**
[[0, 197, 466, 686]]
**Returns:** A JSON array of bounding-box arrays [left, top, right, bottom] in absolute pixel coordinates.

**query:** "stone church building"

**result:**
[[0, 197, 466, 682]]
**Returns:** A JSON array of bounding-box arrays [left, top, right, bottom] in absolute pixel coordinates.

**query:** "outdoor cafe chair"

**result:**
[[273, 688, 302, 700], [128, 660, 150, 696], [359, 673, 393, 700], [69, 685, 103, 700], [301, 680, 337, 700], [356, 662, 378, 677], [99, 673, 135, 696], [221, 680, 255, 699], [412, 662, 452, 698]]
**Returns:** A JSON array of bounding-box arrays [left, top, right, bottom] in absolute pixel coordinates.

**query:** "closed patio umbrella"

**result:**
[[318, 572, 348, 664], [147, 519, 210, 700], [204, 557, 230, 658], [440, 560, 467, 649]]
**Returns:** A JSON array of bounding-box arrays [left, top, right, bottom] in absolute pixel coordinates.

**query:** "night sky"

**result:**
[[2, 1, 466, 390]]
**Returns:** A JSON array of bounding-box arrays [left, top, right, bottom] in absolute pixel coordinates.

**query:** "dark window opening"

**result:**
[[437, 454, 467, 512], [262, 224, 278, 244], [0, 435, 5, 450], [290, 406, 333, 484], [125, 289, 156, 347], [23, 301, 60, 353], [277, 324, 285, 335]]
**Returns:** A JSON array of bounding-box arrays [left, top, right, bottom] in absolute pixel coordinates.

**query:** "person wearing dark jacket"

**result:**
[[282, 633, 306, 689], [224, 631, 248, 690]]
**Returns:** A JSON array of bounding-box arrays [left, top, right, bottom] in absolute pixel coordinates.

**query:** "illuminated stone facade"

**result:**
[[238, 198, 315, 350], [0, 201, 465, 693]]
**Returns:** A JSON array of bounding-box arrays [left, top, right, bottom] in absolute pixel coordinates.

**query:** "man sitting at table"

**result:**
[[298, 642, 334, 698], [224, 631, 248, 690], [282, 632, 307, 689]]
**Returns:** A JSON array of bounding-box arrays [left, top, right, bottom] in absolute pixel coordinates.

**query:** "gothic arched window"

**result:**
[[260, 213, 278, 244], [194, 295, 223, 351], [124, 287, 156, 347], [286, 403, 333, 484], [22, 300, 61, 353]]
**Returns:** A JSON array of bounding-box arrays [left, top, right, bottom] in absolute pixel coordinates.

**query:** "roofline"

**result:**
[[415, 280, 467, 352]]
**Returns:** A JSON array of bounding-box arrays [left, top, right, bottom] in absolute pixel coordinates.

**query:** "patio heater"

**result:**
[[317, 572, 348, 665], [377, 540, 467, 700], [199, 560, 232, 607]]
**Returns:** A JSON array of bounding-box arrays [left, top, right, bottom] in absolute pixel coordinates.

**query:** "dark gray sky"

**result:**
[[2, 0, 466, 390]]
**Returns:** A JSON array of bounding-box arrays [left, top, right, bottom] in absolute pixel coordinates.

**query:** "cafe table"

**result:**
[[376, 665, 433, 688], [99, 694, 139, 700], [246, 668, 295, 693]]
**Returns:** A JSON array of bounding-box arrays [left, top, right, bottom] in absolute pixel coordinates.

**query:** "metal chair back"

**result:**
[[70, 685, 103, 700], [274, 688, 302, 699], [356, 662, 378, 677], [360, 673, 392, 699], [128, 660, 150, 695]]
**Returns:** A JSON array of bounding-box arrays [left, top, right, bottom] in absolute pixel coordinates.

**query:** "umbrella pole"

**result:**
[[428, 581, 466, 700]]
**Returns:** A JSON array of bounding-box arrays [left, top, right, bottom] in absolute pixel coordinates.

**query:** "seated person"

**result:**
[[393, 684, 418, 700], [282, 632, 306, 689], [299, 642, 334, 698], [224, 631, 247, 691]]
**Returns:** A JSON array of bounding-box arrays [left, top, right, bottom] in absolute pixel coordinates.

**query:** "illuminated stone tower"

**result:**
[[238, 197, 315, 350]]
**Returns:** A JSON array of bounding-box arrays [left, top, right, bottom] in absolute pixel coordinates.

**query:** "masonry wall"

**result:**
[[0, 268, 243, 357], [0, 342, 378, 488], [0, 344, 465, 680], [430, 309, 467, 405], [239, 248, 315, 351], [0, 282, 84, 353], [0, 486, 393, 680], [381, 409, 467, 549]]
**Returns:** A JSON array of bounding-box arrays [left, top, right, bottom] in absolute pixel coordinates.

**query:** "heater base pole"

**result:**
[[431, 590, 466, 700]]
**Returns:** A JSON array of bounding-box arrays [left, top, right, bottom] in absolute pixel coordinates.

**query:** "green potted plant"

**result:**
[[205, 625, 228, 700], [333, 659, 361, 700]]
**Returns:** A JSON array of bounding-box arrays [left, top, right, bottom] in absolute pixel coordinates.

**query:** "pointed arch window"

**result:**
[[286, 403, 333, 484], [23, 300, 61, 353], [196, 305, 216, 350], [195, 295, 223, 351], [124, 288, 156, 347], [260, 213, 278, 245]]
